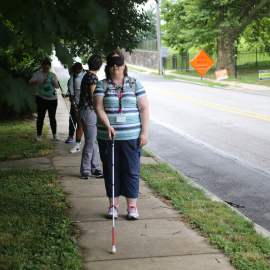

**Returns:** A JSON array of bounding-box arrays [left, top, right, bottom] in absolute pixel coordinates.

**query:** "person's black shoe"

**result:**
[[80, 174, 89, 179], [91, 169, 104, 178]]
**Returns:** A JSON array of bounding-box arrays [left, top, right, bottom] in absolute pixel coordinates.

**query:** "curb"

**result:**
[[173, 78, 254, 92], [174, 78, 243, 92], [174, 79, 207, 86], [144, 147, 270, 238]]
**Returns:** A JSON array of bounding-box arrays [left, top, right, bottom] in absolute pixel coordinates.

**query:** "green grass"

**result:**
[[127, 66, 147, 72], [150, 72, 229, 88], [142, 148, 154, 157], [0, 169, 83, 269], [150, 72, 159, 75], [171, 65, 270, 87], [0, 121, 53, 162], [140, 163, 270, 270]]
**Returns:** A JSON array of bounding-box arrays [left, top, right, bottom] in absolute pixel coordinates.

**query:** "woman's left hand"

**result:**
[[139, 132, 148, 148]]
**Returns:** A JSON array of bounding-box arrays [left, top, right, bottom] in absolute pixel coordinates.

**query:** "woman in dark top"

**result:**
[[78, 54, 103, 179]]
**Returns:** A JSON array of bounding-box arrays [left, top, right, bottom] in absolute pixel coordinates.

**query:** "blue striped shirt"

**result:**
[[93, 77, 147, 140]]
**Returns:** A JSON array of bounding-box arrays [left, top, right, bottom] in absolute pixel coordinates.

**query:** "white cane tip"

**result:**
[[112, 246, 116, 254]]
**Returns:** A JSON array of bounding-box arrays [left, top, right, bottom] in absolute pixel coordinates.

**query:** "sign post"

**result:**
[[189, 49, 215, 79], [234, 39, 237, 79]]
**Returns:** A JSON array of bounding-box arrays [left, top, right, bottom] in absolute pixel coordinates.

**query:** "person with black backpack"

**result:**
[[65, 62, 87, 153], [29, 57, 61, 142], [78, 54, 103, 179]]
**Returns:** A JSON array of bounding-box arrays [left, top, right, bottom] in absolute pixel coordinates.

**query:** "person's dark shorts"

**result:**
[[98, 138, 142, 198]]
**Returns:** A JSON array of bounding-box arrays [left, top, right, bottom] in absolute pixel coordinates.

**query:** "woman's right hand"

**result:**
[[107, 126, 116, 140]]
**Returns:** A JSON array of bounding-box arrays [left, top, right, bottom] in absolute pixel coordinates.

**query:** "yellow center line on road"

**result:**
[[145, 86, 270, 122]]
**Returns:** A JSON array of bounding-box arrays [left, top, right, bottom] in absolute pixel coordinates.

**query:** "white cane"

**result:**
[[59, 82, 76, 131], [111, 135, 116, 254]]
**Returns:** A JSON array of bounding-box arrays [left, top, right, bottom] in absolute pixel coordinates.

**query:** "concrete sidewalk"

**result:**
[[0, 91, 235, 270]]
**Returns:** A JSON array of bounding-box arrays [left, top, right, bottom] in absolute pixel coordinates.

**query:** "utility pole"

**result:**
[[156, 1, 162, 75], [234, 39, 237, 79]]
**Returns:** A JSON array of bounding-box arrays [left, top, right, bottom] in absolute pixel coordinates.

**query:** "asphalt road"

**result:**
[[53, 62, 270, 231], [128, 71, 270, 231]]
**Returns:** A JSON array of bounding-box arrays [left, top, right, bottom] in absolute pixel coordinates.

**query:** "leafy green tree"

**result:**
[[243, 18, 270, 51], [0, 19, 50, 115], [138, 3, 157, 40], [161, 0, 270, 75], [0, 0, 151, 113]]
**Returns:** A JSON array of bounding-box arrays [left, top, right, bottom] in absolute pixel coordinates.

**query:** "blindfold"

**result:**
[[107, 57, 124, 67]]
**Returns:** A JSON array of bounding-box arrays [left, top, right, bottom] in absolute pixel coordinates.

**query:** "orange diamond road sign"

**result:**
[[190, 49, 215, 76]]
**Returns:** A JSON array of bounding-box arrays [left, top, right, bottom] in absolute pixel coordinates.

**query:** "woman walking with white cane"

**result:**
[[93, 50, 149, 220]]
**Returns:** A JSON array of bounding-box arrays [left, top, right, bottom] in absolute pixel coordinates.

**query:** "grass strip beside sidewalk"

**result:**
[[150, 72, 230, 88], [140, 163, 270, 270], [128, 66, 147, 72], [0, 121, 52, 162], [0, 169, 82, 269], [142, 148, 154, 158]]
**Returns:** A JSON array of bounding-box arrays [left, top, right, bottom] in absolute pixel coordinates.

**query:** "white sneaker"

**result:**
[[52, 135, 60, 141], [107, 205, 119, 219], [37, 136, 42, 142], [127, 204, 139, 220], [70, 143, 81, 153]]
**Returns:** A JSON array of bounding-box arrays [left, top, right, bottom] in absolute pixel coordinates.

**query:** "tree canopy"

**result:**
[[243, 17, 270, 51], [138, 3, 157, 40], [0, 0, 151, 113], [161, 0, 270, 75]]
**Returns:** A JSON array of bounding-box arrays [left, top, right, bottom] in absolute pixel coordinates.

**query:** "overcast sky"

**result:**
[[144, 0, 156, 9], [140, 0, 156, 11]]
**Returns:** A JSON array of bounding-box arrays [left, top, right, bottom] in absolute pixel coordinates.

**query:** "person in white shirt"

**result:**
[[64, 62, 87, 153], [29, 57, 61, 142]]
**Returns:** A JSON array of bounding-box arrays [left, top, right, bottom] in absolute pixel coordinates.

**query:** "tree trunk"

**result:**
[[216, 30, 235, 76]]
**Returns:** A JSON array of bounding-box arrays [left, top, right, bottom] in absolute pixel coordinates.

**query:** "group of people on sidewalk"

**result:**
[[29, 51, 149, 220]]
